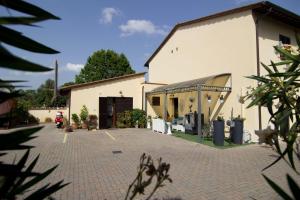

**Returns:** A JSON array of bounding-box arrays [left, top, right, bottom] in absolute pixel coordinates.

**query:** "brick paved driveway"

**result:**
[[1, 125, 299, 200]]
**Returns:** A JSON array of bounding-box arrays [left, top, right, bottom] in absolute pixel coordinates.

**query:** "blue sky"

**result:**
[[1, 0, 299, 89]]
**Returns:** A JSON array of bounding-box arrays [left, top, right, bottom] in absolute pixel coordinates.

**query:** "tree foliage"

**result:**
[[17, 79, 67, 109], [75, 49, 135, 83]]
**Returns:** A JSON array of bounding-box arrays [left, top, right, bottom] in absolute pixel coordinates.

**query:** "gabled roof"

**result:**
[[60, 72, 146, 92], [144, 1, 300, 67]]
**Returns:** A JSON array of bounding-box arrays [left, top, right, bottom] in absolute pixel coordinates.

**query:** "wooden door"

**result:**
[[99, 97, 108, 129], [173, 98, 178, 118]]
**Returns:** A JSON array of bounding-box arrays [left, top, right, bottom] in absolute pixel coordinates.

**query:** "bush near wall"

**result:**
[[117, 109, 146, 128], [88, 115, 98, 130], [45, 117, 52, 123]]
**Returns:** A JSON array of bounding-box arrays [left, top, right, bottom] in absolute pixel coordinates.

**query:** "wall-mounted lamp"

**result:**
[[119, 90, 124, 97], [219, 95, 224, 104], [207, 95, 212, 104]]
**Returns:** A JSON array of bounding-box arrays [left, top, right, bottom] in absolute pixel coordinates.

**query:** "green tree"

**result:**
[[62, 81, 75, 87], [36, 79, 54, 107], [33, 79, 67, 107], [75, 49, 135, 83], [17, 90, 37, 109]]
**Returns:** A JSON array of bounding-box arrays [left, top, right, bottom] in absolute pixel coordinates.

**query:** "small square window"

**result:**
[[152, 97, 160, 106], [279, 34, 291, 45]]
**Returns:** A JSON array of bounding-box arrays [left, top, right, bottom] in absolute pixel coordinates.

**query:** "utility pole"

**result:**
[[52, 60, 58, 103]]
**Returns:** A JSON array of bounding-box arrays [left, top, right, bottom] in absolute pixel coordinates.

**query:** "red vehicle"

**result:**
[[55, 111, 64, 128]]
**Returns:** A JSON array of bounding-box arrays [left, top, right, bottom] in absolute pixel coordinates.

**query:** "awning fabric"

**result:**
[[149, 73, 231, 94]]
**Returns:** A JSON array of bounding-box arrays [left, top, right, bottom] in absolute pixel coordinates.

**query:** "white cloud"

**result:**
[[119, 20, 168, 37], [100, 7, 120, 24], [66, 63, 84, 72]]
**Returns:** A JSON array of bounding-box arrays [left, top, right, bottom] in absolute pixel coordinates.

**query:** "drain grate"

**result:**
[[112, 150, 122, 154]]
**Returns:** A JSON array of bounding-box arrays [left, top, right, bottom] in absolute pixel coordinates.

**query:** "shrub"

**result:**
[[132, 109, 147, 128], [116, 109, 147, 128], [45, 117, 52, 123], [79, 105, 89, 123], [71, 113, 80, 125], [116, 111, 132, 128], [88, 115, 98, 130], [28, 114, 39, 124]]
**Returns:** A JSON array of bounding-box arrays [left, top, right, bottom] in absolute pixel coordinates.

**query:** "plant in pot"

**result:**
[[71, 113, 80, 129], [230, 115, 245, 144], [213, 115, 225, 146], [80, 105, 89, 129], [147, 116, 152, 129], [88, 115, 98, 130]]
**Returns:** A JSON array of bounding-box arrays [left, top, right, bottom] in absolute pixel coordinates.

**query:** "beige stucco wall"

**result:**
[[142, 83, 166, 118], [148, 10, 260, 139], [29, 107, 69, 123], [70, 75, 145, 126], [258, 15, 300, 129]]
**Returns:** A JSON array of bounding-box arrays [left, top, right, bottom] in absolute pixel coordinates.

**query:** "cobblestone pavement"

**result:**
[[1, 125, 299, 200]]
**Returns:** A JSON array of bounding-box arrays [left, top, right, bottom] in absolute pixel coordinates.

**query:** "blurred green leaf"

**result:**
[[261, 62, 273, 74], [0, 26, 59, 54], [0, 17, 44, 25], [246, 75, 270, 83], [0, 0, 60, 20], [286, 62, 299, 73], [0, 45, 53, 72], [274, 46, 300, 63], [269, 72, 300, 77], [296, 33, 300, 50]]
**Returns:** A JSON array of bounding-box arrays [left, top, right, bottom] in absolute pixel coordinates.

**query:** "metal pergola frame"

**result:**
[[145, 75, 232, 141]]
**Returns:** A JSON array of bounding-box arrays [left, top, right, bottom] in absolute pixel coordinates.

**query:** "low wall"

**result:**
[[29, 107, 69, 123]]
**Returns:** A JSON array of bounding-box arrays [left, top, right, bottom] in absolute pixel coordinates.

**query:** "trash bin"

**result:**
[[213, 120, 224, 146], [231, 119, 243, 144]]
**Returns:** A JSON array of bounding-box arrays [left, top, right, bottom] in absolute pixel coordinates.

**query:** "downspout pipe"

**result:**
[[254, 8, 272, 130], [142, 85, 144, 110]]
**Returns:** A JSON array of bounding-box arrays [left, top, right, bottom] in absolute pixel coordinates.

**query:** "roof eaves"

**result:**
[[60, 72, 146, 91]]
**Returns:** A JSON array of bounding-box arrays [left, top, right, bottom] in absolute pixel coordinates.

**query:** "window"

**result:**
[[152, 97, 160, 106], [279, 34, 291, 45]]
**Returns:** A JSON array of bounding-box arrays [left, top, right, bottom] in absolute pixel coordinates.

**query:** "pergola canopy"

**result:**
[[148, 73, 232, 95], [146, 73, 232, 141]]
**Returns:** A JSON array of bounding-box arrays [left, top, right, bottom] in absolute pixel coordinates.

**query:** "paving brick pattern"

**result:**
[[1, 125, 299, 200]]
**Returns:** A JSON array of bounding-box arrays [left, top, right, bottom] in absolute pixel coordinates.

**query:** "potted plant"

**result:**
[[80, 105, 89, 129], [231, 115, 245, 144], [88, 115, 98, 130], [71, 113, 80, 129], [147, 116, 152, 129], [213, 115, 225, 146]]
